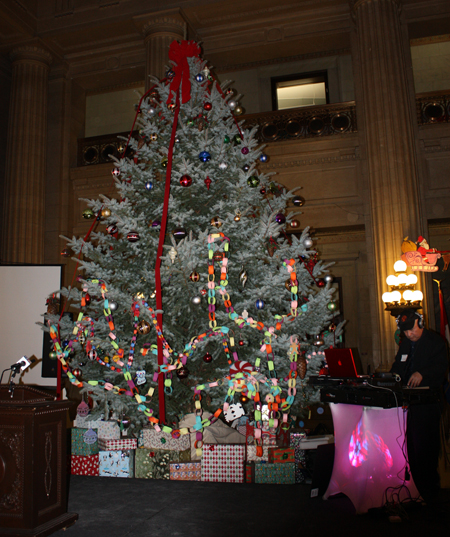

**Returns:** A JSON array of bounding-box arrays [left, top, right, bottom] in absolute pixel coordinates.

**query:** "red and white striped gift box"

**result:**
[[201, 444, 245, 483], [98, 438, 137, 451]]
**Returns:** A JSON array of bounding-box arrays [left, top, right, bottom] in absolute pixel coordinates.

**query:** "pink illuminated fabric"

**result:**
[[324, 403, 419, 513]]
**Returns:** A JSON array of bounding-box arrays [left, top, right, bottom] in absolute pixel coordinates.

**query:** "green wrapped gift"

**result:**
[[71, 427, 99, 456], [255, 462, 295, 484], [135, 448, 190, 479]]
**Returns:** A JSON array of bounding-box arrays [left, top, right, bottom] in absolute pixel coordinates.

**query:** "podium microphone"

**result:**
[[10, 356, 36, 373]]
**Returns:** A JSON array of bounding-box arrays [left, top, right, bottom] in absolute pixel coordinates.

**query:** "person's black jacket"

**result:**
[[390, 328, 448, 388]]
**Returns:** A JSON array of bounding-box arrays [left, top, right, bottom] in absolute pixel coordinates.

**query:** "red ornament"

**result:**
[[72, 368, 82, 380], [238, 340, 245, 347], [180, 174, 192, 187], [203, 102, 212, 111], [189, 271, 200, 282], [204, 176, 212, 190], [230, 361, 253, 377], [319, 367, 329, 376], [316, 279, 325, 287], [203, 352, 212, 363]]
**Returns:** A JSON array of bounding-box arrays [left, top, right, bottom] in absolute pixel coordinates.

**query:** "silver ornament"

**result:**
[[325, 275, 333, 283], [304, 238, 313, 248], [219, 162, 228, 170], [192, 296, 201, 305], [109, 300, 118, 311], [228, 100, 237, 110], [168, 247, 177, 263]]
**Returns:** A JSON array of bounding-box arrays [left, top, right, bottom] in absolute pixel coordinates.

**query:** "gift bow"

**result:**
[[166, 40, 202, 105]]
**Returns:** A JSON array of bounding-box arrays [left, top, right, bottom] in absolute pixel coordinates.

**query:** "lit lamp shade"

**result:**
[[397, 273, 408, 286], [403, 290, 414, 302], [391, 291, 401, 302], [394, 260, 407, 272], [412, 290, 423, 302], [386, 275, 398, 286], [382, 292, 392, 303], [407, 274, 418, 285]]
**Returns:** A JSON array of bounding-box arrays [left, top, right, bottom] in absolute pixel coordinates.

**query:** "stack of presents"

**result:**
[[70, 403, 334, 484]]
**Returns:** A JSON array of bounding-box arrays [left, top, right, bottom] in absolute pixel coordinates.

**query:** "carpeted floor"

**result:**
[[54, 476, 449, 537]]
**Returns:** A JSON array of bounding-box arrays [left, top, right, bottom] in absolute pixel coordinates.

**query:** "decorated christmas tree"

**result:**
[[46, 41, 343, 439]]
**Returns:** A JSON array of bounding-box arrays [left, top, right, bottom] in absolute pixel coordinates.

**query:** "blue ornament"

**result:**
[[196, 73, 205, 83], [199, 151, 211, 162], [145, 181, 153, 191], [259, 154, 268, 163], [255, 299, 265, 310]]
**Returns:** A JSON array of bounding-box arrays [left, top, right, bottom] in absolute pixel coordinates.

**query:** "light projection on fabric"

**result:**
[[348, 418, 393, 470], [324, 403, 419, 513]]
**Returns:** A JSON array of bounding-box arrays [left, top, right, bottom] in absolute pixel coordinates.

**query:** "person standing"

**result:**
[[390, 308, 448, 503]]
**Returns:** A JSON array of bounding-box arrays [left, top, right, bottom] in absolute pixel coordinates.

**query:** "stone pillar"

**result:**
[[140, 14, 186, 87], [2, 46, 52, 264], [350, 0, 423, 369]]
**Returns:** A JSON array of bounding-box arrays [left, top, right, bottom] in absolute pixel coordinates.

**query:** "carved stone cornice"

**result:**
[[10, 45, 53, 66], [141, 16, 186, 39]]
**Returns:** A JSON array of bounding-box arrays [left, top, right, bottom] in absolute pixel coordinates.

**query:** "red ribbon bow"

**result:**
[[166, 40, 201, 105]]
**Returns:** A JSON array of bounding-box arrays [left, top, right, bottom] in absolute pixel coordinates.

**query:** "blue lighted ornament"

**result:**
[[145, 181, 153, 191], [199, 151, 211, 162], [255, 299, 265, 310], [260, 154, 268, 163], [196, 73, 205, 83]]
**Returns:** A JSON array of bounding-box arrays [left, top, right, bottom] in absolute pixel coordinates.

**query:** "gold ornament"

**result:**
[[137, 320, 151, 335], [234, 211, 241, 222], [210, 216, 222, 228], [289, 219, 300, 229], [102, 208, 111, 218]]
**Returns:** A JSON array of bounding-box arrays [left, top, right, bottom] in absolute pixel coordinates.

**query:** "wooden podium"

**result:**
[[0, 385, 78, 537]]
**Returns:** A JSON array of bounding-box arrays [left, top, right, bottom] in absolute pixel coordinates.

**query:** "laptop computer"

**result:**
[[324, 348, 359, 378]]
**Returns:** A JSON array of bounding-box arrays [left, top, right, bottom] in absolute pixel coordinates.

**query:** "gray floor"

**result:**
[[55, 476, 449, 537]]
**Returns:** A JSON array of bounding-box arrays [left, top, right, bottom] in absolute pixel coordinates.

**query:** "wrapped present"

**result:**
[[245, 462, 255, 483], [138, 428, 190, 451], [276, 426, 290, 448], [71, 427, 99, 456], [98, 438, 137, 451], [289, 432, 307, 449], [268, 447, 295, 464], [74, 415, 102, 429], [255, 462, 295, 484], [169, 462, 201, 481], [246, 445, 270, 462], [261, 428, 276, 446], [135, 448, 191, 479], [97, 420, 121, 440], [201, 444, 245, 483], [242, 422, 255, 445], [71, 454, 99, 476], [99, 450, 134, 478]]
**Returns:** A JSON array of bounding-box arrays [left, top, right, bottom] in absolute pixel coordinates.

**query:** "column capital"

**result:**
[[10, 45, 53, 67], [349, 0, 401, 14], [134, 10, 186, 40]]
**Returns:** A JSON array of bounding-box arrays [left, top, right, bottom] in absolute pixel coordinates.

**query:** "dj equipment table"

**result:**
[[312, 381, 431, 513]]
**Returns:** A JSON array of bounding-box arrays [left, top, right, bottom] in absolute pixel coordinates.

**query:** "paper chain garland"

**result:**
[[49, 233, 305, 456]]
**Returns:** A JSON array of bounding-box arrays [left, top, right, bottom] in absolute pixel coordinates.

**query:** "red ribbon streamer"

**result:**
[[166, 41, 201, 105]]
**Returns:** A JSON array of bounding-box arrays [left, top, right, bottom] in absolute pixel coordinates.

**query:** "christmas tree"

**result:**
[[46, 41, 343, 438]]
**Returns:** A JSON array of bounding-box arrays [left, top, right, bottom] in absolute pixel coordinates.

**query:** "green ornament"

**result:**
[[161, 157, 168, 168], [224, 135, 231, 143], [247, 176, 260, 188], [82, 209, 95, 219], [234, 134, 242, 144]]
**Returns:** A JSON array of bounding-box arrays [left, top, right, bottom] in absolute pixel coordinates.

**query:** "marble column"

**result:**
[[141, 15, 186, 87], [350, 0, 423, 369], [2, 46, 52, 264]]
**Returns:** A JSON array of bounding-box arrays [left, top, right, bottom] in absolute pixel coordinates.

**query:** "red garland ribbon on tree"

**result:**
[[166, 40, 202, 105]]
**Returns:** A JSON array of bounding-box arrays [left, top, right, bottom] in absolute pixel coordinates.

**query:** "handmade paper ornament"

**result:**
[[135, 370, 146, 385], [180, 174, 192, 187], [127, 231, 140, 242], [200, 289, 207, 296], [224, 403, 245, 423], [77, 400, 90, 417], [137, 320, 151, 335], [83, 428, 98, 445], [229, 361, 253, 377]]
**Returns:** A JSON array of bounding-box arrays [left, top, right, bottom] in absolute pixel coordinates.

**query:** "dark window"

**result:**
[[271, 71, 329, 111]]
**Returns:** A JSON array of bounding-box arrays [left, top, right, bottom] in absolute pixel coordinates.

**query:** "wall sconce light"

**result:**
[[382, 260, 423, 316]]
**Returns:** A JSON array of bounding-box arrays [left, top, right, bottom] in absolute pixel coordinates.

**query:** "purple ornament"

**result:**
[[275, 213, 286, 224], [152, 220, 161, 228], [241, 147, 249, 155]]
